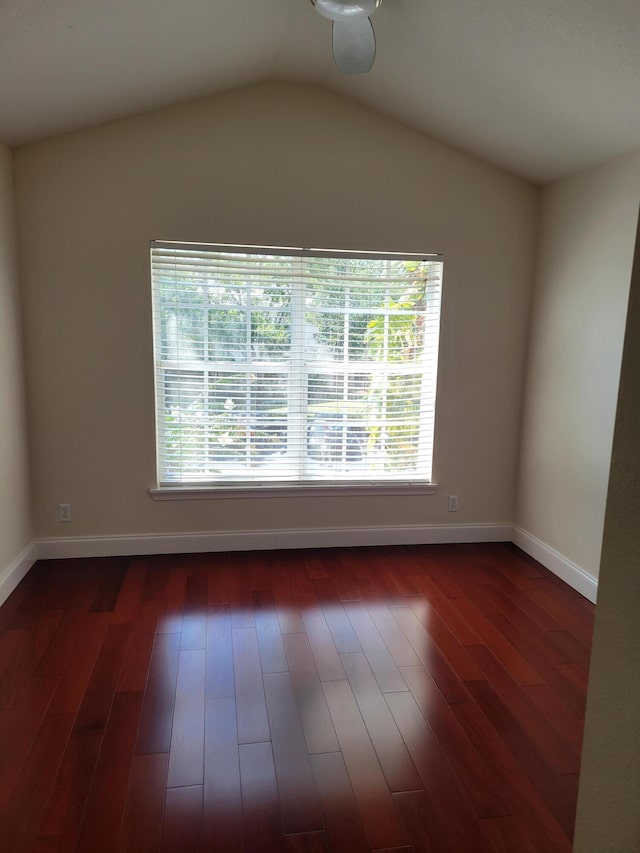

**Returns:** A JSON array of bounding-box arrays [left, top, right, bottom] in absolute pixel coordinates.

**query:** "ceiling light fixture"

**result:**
[[310, 0, 383, 74]]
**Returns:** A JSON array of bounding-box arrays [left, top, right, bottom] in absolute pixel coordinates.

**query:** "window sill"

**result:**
[[149, 482, 438, 501]]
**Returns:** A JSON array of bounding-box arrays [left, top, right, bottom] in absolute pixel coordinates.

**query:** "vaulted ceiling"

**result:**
[[2, 0, 638, 184]]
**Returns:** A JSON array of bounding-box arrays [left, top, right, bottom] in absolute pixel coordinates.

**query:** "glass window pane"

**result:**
[[161, 370, 207, 479], [205, 371, 290, 473], [208, 310, 247, 361], [248, 373, 289, 464], [306, 372, 370, 474], [153, 245, 442, 485], [160, 306, 206, 361], [207, 372, 249, 466], [251, 311, 291, 361]]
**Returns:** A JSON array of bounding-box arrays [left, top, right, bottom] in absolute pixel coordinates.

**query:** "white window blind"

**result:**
[[151, 242, 443, 487]]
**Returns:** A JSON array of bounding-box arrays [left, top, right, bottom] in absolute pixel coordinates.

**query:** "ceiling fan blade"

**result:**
[[332, 17, 376, 74]]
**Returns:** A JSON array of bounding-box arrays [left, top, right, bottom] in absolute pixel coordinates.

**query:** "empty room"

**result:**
[[1, 2, 639, 851]]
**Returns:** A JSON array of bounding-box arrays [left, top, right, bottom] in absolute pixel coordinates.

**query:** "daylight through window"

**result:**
[[151, 242, 443, 488]]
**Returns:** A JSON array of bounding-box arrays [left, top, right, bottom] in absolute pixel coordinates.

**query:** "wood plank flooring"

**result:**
[[0, 543, 594, 852]]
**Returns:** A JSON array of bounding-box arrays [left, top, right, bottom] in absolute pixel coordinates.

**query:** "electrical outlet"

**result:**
[[447, 495, 459, 512], [58, 503, 72, 522]]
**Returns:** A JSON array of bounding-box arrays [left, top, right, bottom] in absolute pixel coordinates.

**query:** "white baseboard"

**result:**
[[0, 541, 38, 607], [6, 525, 595, 606], [512, 525, 598, 603], [36, 523, 512, 560]]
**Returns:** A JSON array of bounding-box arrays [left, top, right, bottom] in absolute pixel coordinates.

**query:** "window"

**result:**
[[151, 242, 443, 491]]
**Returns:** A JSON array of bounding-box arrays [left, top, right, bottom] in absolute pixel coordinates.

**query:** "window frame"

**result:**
[[149, 241, 443, 499]]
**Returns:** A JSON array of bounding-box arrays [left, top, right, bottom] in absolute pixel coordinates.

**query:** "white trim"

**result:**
[[152, 240, 443, 262], [1, 526, 596, 607], [0, 541, 38, 607], [512, 525, 598, 604], [149, 482, 438, 500], [36, 523, 511, 560]]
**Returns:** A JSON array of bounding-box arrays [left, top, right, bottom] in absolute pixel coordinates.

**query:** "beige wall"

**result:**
[[573, 214, 640, 852], [516, 150, 640, 580], [0, 143, 33, 574], [14, 82, 537, 539]]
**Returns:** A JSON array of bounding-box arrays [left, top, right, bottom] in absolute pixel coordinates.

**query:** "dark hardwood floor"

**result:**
[[0, 543, 594, 852]]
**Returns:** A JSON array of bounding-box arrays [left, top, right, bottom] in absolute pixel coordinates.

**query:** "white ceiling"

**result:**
[[1, 0, 639, 184]]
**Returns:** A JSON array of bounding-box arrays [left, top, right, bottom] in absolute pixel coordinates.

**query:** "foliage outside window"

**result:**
[[151, 242, 443, 487]]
